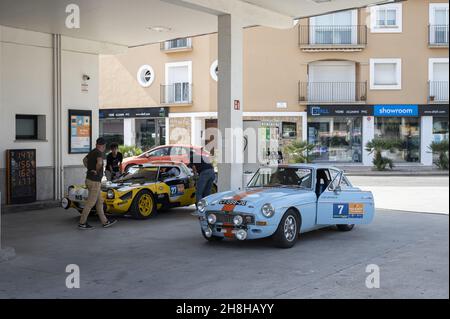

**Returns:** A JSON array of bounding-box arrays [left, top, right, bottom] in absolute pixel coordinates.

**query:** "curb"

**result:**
[[1, 200, 60, 214]]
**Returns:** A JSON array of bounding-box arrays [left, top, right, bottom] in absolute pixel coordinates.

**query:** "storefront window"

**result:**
[[375, 117, 420, 163], [100, 119, 124, 148], [433, 117, 449, 142], [308, 117, 362, 163], [135, 119, 166, 151], [282, 122, 297, 139]]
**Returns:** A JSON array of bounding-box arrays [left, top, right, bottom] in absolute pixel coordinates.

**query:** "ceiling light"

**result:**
[[147, 26, 172, 32]]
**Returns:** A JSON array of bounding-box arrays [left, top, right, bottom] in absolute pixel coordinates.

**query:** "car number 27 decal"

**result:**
[[333, 203, 365, 219], [170, 184, 185, 197]]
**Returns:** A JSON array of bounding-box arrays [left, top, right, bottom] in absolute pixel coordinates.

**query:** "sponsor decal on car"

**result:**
[[219, 199, 247, 206], [333, 203, 365, 219]]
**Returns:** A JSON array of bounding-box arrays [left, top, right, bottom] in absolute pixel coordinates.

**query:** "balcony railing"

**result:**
[[429, 25, 449, 47], [299, 25, 367, 50], [428, 81, 449, 103], [161, 83, 192, 105], [299, 82, 367, 104], [160, 38, 193, 51]]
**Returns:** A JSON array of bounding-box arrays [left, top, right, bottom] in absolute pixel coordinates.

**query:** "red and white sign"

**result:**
[[234, 100, 240, 111]]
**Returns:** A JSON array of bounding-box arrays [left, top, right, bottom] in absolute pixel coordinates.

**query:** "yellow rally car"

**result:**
[[61, 162, 217, 219]]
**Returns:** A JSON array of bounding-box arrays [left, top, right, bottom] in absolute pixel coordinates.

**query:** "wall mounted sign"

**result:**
[[137, 65, 155, 88], [234, 100, 241, 111], [419, 104, 449, 117], [6, 149, 37, 205], [308, 105, 373, 117], [69, 110, 92, 154], [374, 105, 419, 117], [99, 107, 169, 119], [277, 102, 288, 109]]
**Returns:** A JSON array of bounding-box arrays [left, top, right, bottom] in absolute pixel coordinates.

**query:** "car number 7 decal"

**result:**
[[333, 204, 349, 218]]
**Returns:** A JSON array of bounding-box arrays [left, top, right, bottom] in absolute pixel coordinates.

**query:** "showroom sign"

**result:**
[[374, 105, 419, 117]]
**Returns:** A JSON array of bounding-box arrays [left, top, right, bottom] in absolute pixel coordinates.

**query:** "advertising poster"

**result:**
[[69, 110, 92, 154]]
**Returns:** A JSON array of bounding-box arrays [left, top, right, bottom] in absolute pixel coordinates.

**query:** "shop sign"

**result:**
[[419, 105, 449, 117], [374, 105, 419, 117], [99, 107, 169, 119], [308, 105, 373, 117]]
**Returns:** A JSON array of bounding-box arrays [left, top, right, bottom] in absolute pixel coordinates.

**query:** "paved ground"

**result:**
[[351, 176, 449, 215], [0, 204, 448, 299]]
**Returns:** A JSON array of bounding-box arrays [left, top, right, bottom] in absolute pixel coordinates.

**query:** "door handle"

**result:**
[[362, 196, 373, 200]]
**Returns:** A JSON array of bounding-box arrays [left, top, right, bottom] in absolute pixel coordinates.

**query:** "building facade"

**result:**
[[99, 0, 449, 166]]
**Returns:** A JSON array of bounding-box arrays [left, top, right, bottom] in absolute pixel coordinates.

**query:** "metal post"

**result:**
[[0, 193, 16, 262]]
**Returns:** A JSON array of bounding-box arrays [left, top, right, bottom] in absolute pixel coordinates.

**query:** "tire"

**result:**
[[130, 190, 157, 219], [273, 209, 300, 249], [336, 224, 355, 232], [201, 228, 224, 242]]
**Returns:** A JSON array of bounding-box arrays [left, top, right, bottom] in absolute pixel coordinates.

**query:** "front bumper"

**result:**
[[198, 211, 277, 240]]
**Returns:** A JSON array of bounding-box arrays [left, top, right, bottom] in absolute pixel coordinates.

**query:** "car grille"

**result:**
[[206, 211, 255, 225]]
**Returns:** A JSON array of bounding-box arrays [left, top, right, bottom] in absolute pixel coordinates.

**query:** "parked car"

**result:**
[[196, 164, 375, 248], [62, 162, 217, 219], [121, 144, 211, 172]]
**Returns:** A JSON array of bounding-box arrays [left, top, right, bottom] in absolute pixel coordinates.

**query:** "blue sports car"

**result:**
[[196, 164, 375, 248]]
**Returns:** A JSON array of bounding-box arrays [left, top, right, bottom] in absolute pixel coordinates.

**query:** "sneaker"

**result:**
[[78, 223, 94, 230], [103, 219, 117, 228]]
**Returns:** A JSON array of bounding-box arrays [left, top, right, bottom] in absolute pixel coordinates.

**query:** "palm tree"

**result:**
[[283, 141, 315, 164], [429, 140, 449, 170], [365, 138, 401, 171]]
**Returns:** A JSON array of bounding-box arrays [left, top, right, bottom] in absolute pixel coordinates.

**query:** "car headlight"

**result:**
[[261, 203, 275, 218], [233, 215, 244, 226], [61, 198, 70, 209], [197, 199, 208, 213], [107, 189, 115, 199], [207, 213, 217, 225]]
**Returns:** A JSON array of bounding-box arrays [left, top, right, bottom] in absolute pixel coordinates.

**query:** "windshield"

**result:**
[[115, 167, 159, 184], [248, 167, 313, 189]]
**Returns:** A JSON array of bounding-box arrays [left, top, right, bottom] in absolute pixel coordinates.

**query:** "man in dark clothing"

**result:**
[[105, 143, 123, 181], [79, 137, 117, 230], [189, 150, 215, 205]]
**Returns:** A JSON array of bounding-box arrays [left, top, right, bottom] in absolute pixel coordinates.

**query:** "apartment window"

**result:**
[[310, 10, 358, 45], [370, 59, 402, 90], [163, 61, 192, 104], [162, 38, 192, 50], [15, 115, 46, 141], [429, 58, 449, 102], [370, 3, 402, 33], [429, 3, 449, 45]]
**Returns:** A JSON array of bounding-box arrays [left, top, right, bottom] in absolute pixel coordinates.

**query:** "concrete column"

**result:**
[[217, 14, 244, 192], [420, 116, 434, 166], [165, 117, 170, 145], [191, 116, 203, 146], [362, 116, 375, 166], [124, 118, 136, 146]]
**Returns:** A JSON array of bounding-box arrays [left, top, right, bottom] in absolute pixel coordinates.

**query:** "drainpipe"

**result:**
[[53, 34, 63, 201]]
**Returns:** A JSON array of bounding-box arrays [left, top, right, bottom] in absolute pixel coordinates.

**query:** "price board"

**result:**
[[6, 149, 37, 205]]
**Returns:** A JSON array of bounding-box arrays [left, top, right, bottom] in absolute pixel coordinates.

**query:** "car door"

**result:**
[[316, 171, 374, 225]]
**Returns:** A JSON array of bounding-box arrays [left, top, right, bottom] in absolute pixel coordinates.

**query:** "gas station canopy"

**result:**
[[0, 0, 397, 48]]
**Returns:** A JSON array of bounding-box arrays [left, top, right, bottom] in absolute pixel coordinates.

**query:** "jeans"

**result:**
[[80, 179, 108, 225], [196, 168, 215, 204]]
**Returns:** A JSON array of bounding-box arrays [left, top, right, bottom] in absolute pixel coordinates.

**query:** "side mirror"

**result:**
[[334, 185, 342, 194]]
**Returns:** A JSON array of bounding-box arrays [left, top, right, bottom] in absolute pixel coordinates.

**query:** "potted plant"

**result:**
[[429, 140, 449, 170]]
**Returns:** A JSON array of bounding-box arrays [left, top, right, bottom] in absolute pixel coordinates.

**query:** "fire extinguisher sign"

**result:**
[[234, 100, 240, 111]]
